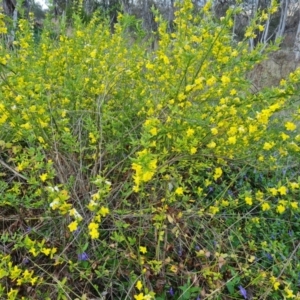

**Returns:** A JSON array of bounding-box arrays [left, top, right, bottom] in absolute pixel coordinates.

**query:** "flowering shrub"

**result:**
[[0, 1, 300, 299]]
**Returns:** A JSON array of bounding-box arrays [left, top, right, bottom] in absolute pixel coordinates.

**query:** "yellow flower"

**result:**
[[281, 132, 289, 140], [274, 282, 280, 290], [207, 141, 216, 148], [289, 182, 299, 190], [150, 127, 157, 136], [258, 24, 264, 31], [262, 203, 271, 211], [39, 173, 48, 182], [139, 246, 147, 254], [209, 206, 219, 215], [190, 147, 197, 155], [30, 276, 38, 285], [90, 49, 97, 58], [276, 204, 285, 214], [134, 293, 144, 300], [68, 221, 78, 232], [221, 200, 229, 207], [29, 247, 38, 257], [221, 75, 230, 85], [213, 167, 222, 181], [170, 264, 178, 273], [186, 128, 195, 137], [278, 186, 287, 195], [89, 228, 99, 239], [9, 265, 22, 279], [175, 187, 184, 195], [206, 76, 216, 86], [88, 222, 99, 231], [136, 280, 143, 291], [263, 142, 274, 150], [228, 136, 236, 145], [41, 248, 51, 256], [245, 197, 253, 206], [284, 287, 295, 298], [290, 202, 298, 209], [142, 171, 154, 182], [268, 188, 278, 196], [99, 206, 109, 217], [211, 128, 218, 135], [7, 288, 18, 300], [285, 122, 296, 131]]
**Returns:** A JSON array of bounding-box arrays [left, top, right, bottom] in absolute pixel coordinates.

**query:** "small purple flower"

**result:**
[[208, 186, 214, 193], [168, 287, 175, 297], [265, 253, 273, 261], [73, 227, 81, 236], [22, 257, 29, 265], [177, 247, 183, 257], [227, 189, 233, 196], [78, 252, 89, 261], [25, 227, 32, 233], [239, 285, 247, 299], [195, 245, 200, 251], [195, 296, 201, 300]]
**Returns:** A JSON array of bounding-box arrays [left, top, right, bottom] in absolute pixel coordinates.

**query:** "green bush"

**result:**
[[0, 1, 299, 299]]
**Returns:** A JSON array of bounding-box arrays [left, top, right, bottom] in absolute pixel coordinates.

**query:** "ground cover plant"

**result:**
[[0, 1, 300, 299]]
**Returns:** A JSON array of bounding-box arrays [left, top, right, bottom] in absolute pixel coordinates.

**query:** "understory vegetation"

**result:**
[[0, 1, 300, 299]]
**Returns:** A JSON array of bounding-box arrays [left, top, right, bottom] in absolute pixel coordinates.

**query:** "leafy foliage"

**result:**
[[0, 1, 300, 299]]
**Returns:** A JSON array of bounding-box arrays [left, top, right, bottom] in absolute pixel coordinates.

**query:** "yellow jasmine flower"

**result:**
[[135, 280, 143, 291], [88, 222, 99, 231], [134, 293, 144, 300], [186, 128, 195, 137], [175, 187, 184, 195], [89, 228, 99, 239], [268, 188, 278, 196], [263, 142, 274, 150], [289, 182, 299, 190], [29, 247, 38, 257], [209, 206, 219, 215], [139, 246, 147, 254], [278, 186, 287, 195], [211, 128, 218, 135], [41, 248, 51, 256], [228, 136, 236, 145], [190, 147, 197, 155], [7, 288, 18, 299], [284, 287, 295, 298], [68, 221, 78, 232], [9, 265, 22, 279], [262, 203, 271, 211], [221, 200, 229, 207], [99, 206, 109, 217], [290, 202, 298, 209], [207, 141, 216, 148], [245, 197, 253, 205], [281, 132, 289, 140], [150, 127, 157, 136], [39, 173, 48, 182], [276, 205, 285, 214], [142, 171, 154, 182], [221, 75, 230, 85], [258, 24, 264, 31], [30, 276, 38, 285], [213, 167, 223, 181], [170, 264, 178, 273], [285, 122, 296, 131], [273, 281, 280, 290]]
